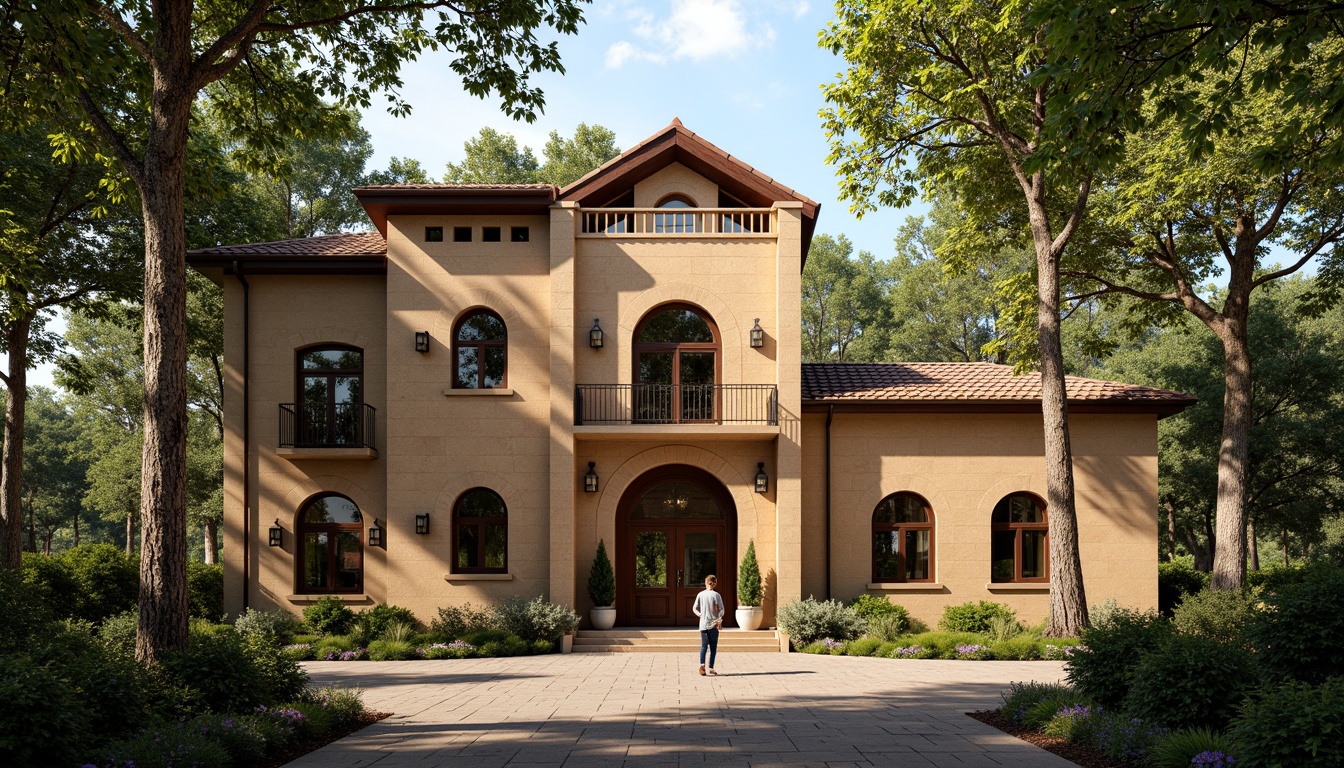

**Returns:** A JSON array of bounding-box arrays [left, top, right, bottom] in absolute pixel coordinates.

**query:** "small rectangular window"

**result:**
[[510, 226, 529, 242], [482, 226, 501, 242], [453, 226, 472, 242], [425, 226, 444, 242]]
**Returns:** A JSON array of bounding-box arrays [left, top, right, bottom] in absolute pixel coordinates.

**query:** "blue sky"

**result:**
[[359, 0, 923, 258]]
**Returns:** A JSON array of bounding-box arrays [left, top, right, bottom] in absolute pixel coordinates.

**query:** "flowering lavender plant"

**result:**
[[956, 643, 991, 658], [1191, 751, 1236, 767], [892, 645, 922, 657], [822, 638, 845, 650]]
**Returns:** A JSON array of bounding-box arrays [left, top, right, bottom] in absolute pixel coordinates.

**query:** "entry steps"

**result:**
[[573, 628, 783, 653]]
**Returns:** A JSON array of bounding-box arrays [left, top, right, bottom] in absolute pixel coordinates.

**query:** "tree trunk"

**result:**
[[26, 513, 35, 553], [1027, 195, 1087, 638], [0, 317, 31, 569], [126, 512, 134, 556], [73, 515, 79, 548], [1249, 517, 1259, 571], [203, 517, 218, 565], [1211, 325, 1252, 589], [1164, 501, 1177, 561]]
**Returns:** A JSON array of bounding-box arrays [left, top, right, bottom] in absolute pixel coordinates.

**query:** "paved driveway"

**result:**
[[290, 653, 1076, 767]]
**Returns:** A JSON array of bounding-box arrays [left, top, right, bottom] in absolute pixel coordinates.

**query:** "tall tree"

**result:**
[[538, 122, 620, 186], [821, 0, 1097, 635], [0, 123, 140, 569], [1061, 52, 1344, 589], [800, 234, 888, 362], [21, 387, 89, 555], [365, 156, 433, 185], [251, 107, 373, 237], [1, 0, 585, 663], [445, 127, 540, 183]]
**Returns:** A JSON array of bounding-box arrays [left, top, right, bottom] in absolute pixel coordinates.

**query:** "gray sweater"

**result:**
[[693, 589, 724, 631]]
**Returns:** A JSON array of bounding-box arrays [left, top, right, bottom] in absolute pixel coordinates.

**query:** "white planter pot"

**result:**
[[735, 606, 763, 631], [561, 633, 574, 654], [590, 606, 617, 630]]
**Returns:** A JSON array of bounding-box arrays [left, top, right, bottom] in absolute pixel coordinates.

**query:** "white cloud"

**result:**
[[793, 1, 810, 19], [604, 0, 775, 70]]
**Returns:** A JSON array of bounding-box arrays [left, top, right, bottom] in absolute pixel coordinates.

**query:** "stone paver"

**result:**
[[288, 654, 1076, 767]]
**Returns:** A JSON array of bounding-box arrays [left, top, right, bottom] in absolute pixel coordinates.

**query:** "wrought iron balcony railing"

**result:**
[[279, 403, 376, 449], [574, 384, 778, 426]]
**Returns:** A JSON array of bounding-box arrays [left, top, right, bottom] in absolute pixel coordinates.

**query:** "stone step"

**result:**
[[571, 628, 782, 653], [572, 643, 781, 653]]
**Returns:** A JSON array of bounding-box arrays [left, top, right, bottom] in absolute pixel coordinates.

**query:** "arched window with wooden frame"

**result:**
[[872, 493, 934, 583], [654, 193, 701, 234], [296, 344, 363, 446], [633, 303, 720, 423], [991, 493, 1049, 582], [452, 488, 508, 573], [296, 493, 364, 594], [452, 309, 507, 389]]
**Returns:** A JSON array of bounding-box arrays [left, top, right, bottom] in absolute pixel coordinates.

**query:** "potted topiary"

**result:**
[[736, 539, 763, 630], [588, 539, 616, 630]]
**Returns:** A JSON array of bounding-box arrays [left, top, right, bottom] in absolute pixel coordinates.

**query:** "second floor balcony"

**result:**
[[278, 402, 378, 460], [574, 384, 778, 440]]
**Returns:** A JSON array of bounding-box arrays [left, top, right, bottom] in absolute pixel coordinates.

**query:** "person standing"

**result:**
[[693, 574, 725, 676]]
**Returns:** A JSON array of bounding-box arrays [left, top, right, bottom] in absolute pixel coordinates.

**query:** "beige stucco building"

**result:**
[[189, 121, 1192, 630]]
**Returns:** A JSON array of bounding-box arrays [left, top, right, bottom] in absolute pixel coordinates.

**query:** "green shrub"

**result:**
[[1023, 689, 1092, 730], [999, 681, 1079, 726], [1171, 588, 1255, 645], [1158, 557, 1208, 615], [1088, 597, 1123, 627], [588, 539, 616, 607], [188, 714, 271, 764], [480, 635, 530, 657], [902, 631, 988, 659], [367, 639, 418, 660], [990, 636, 1043, 660], [303, 595, 356, 636], [162, 626, 307, 714], [282, 643, 317, 661], [308, 685, 366, 725], [187, 562, 224, 622], [1245, 564, 1344, 684], [848, 594, 903, 619], [22, 545, 140, 626], [866, 614, 911, 642], [314, 635, 357, 659], [98, 609, 138, 654], [424, 641, 477, 659], [986, 614, 1024, 643], [875, 641, 901, 657], [1227, 677, 1344, 767], [0, 658, 90, 767], [92, 721, 232, 768], [19, 551, 77, 610], [357, 604, 420, 642], [431, 601, 496, 640], [464, 628, 512, 646], [234, 607, 303, 645], [1086, 709, 1167, 763], [844, 637, 884, 657], [531, 638, 556, 654], [1042, 704, 1099, 741], [493, 595, 581, 642], [1151, 727, 1237, 768], [1124, 634, 1253, 730], [938, 601, 1016, 633], [738, 539, 762, 606], [283, 700, 335, 739], [776, 597, 866, 645], [1066, 607, 1174, 707]]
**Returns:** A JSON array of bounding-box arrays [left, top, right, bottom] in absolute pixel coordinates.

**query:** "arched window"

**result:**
[[452, 488, 508, 573], [453, 309, 507, 389], [991, 493, 1048, 582], [633, 304, 719, 423], [296, 345, 363, 446], [655, 194, 701, 234], [297, 494, 364, 594], [872, 493, 934, 582]]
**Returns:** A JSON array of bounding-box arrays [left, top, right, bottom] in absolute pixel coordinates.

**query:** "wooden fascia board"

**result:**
[[802, 399, 1196, 418], [354, 188, 556, 236]]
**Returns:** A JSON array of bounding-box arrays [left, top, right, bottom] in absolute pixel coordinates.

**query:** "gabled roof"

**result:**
[[802, 362, 1196, 417], [186, 232, 387, 274], [559, 118, 821, 254]]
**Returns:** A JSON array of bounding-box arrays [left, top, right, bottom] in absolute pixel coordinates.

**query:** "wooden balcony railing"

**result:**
[[578, 208, 773, 237], [279, 403, 376, 449], [574, 384, 778, 426]]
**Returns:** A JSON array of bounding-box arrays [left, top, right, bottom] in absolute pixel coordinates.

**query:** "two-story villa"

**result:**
[[188, 120, 1193, 631]]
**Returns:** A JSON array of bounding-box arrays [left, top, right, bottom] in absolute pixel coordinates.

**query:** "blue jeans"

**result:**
[[699, 627, 719, 668]]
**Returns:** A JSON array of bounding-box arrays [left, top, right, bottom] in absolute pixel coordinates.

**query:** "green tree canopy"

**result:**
[[800, 234, 888, 362], [445, 122, 620, 185]]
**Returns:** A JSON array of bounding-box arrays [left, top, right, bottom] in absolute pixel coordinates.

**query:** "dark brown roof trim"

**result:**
[[802, 399, 1196, 419], [353, 185, 558, 236], [187, 255, 387, 276]]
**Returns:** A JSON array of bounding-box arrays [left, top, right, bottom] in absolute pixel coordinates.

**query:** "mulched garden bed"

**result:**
[[253, 711, 392, 767], [967, 710, 1128, 768]]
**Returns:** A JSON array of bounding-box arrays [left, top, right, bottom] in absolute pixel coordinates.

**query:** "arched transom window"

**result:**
[[654, 194, 701, 234], [452, 488, 508, 573], [633, 304, 719, 423], [991, 493, 1048, 582], [297, 494, 363, 594], [872, 493, 934, 582], [453, 309, 507, 389]]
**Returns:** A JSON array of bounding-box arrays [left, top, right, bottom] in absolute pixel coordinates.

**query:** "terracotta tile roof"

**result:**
[[802, 362, 1195, 405], [188, 232, 387, 258], [354, 183, 557, 191]]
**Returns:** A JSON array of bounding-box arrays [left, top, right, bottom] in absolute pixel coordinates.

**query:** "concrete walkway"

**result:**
[[290, 653, 1077, 767]]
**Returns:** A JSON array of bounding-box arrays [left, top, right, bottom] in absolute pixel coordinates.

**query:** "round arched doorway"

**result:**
[[616, 464, 737, 627]]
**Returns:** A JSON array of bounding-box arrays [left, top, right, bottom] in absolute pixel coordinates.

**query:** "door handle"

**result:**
[[676, 569, 683, 587]]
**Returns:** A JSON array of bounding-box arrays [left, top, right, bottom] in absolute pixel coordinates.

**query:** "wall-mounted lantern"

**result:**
[[415, 331, 430, 353], [750, 318, 765, 348], [415, 513, 430, 535], [369, 519, 384, 548], [584, 462, 600, 493], [755, 462, 769, 494], [589, 318, 604, 349], [268, 519, 283, 547]]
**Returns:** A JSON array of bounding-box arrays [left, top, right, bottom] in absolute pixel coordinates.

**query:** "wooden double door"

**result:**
[[617, 466, 736, 627]]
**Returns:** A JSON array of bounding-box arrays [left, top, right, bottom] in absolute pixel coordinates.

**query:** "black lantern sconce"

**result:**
[[589, 318, 604, 349], [584, 462, 600, 493], [414, 331, 430, 353], [268, 519, 283, 547], [368, 519, 384, 548], [755, 462, 769, 494], [415, 513, 430, 535], [750, 318, 765, 348]]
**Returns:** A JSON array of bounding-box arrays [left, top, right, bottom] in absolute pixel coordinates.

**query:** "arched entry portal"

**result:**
[[616, 465, 737, 627]]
